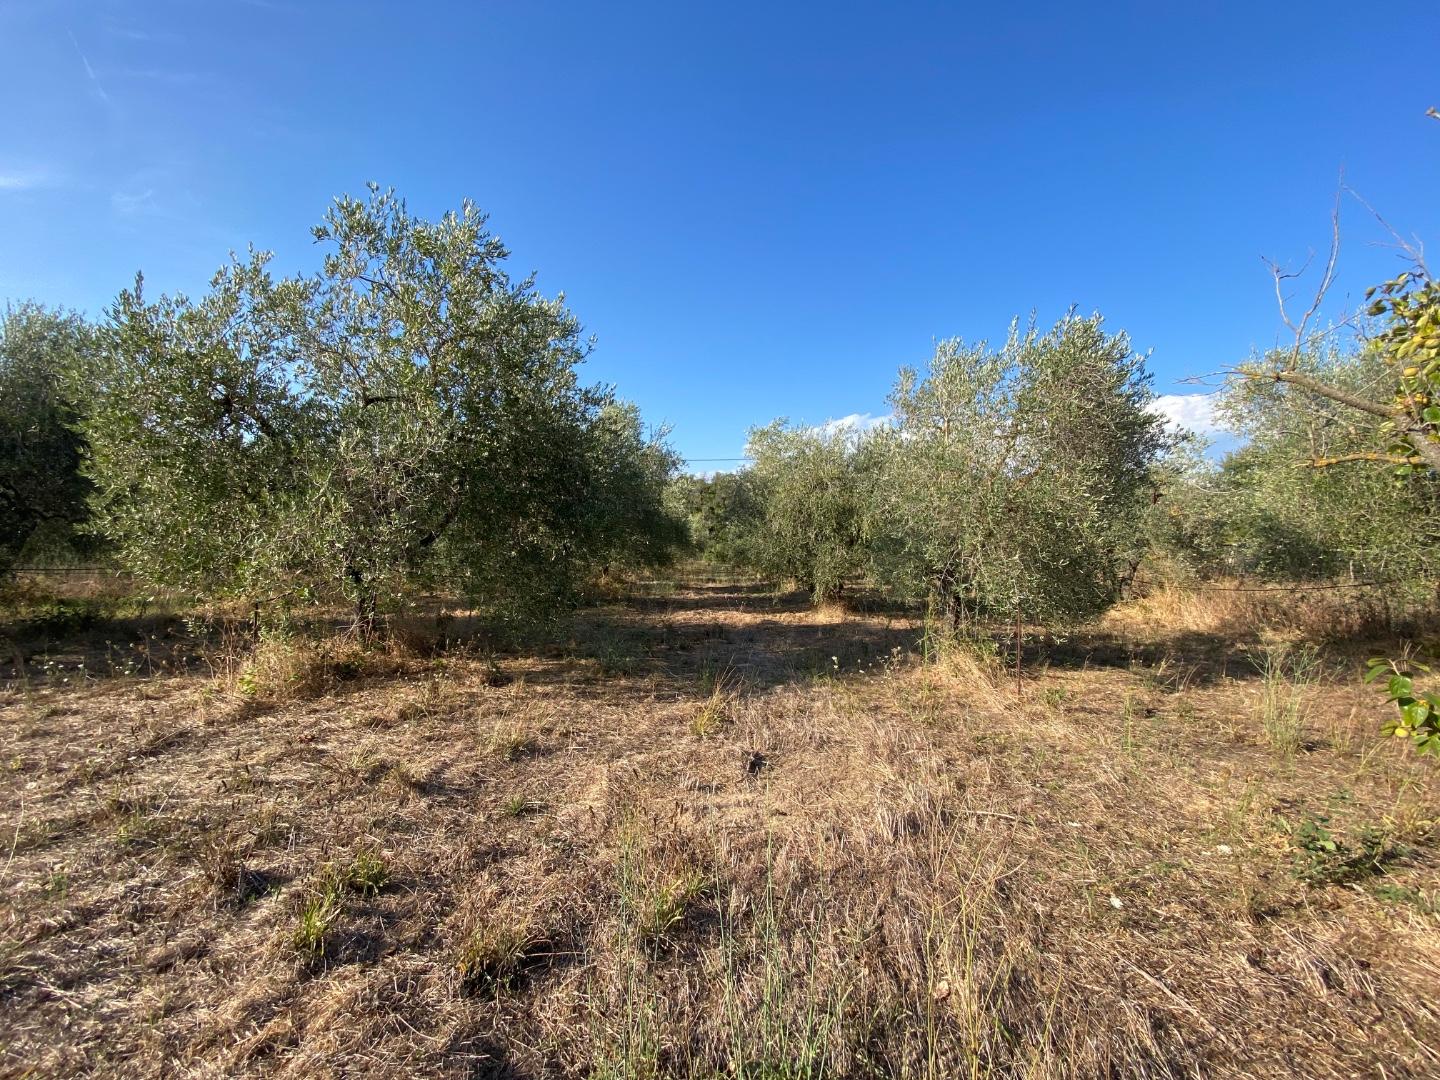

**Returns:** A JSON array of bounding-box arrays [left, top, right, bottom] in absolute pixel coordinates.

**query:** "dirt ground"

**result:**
[[1, 580, 1437, 1078]]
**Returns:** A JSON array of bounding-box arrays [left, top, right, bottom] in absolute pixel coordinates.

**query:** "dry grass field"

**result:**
[[1, 576, 1438, 1078]]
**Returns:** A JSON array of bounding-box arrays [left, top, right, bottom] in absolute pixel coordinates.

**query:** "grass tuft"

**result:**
[[1252, 643, 1321, 755], [292, 882, 343, 958], [456, 915, 542, 992]]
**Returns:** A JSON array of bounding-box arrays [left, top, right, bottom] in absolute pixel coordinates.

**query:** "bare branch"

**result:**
[[1263, 249, 1314, 336], [1260, 183, 1342, 360], [1344, 183, 1430, 279]]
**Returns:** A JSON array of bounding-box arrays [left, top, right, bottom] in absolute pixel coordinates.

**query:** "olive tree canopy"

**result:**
[[744, 421, 876, 602], [869, 314, 1171, 628], [0, 304, 94, 572], [83, 186, 680, 627]]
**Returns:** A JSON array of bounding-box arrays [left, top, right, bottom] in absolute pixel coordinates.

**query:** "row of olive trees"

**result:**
[[682, 313, 1176, 631], [1148, 341, 1440, 592], [682, 290, 1436, 642], [3, 187, 686, 631]]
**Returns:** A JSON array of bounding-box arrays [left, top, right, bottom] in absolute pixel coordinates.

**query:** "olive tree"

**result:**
[[1226, 117, 1440, 754], [665, 471, 766, 568], [570, 401, 687, 578], [1231, 239, 1440, 754], [869, 314, 1171, 629], [0, 304, 95, 572], [744, 420, 876, 602], [83, 186, 681, 629]]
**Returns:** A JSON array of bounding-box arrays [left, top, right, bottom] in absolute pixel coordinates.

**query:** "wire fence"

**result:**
[[7, 567, 118, 574]]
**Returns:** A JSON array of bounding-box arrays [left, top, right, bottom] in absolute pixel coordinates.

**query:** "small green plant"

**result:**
[[1371, 882, 1438, 913], [697, 660, 730, 695], [691, 671, 734, 738], [293, 884, 343, 957], [1288, 812, 1408, 886], [500, 794, 538, 817], [112, 798, 171, 851], [690, 707, 725, 738], [614, 813, 711, 951], [340, 848, 389, 896], [489, 725, 539, 761], [1253, 644, 1320, 755], [1120, 689, 1146, 726], [633, 871, 708, 945], [1365, 655, 1440, 755], [1041, 685, 1066, 709], [41, 871, 69, 900]]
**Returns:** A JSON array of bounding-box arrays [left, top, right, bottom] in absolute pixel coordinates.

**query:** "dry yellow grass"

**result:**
[[0, 579, 1437, 1077]]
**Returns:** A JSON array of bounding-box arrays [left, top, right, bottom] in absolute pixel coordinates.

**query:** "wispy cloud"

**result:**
[[111, 187, 158, 216], [0, 167, 59, 193], [67, 28, 110, 104], [102, 15, 181, 44], [1151, 393, 1223, 435]]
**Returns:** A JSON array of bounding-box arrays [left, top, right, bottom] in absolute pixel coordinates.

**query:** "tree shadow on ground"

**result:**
[[537, 585, 924, 697], [1033, 629, 1267, 689], [1034, 622, 1401, 689], [566, 582, 1397, 698], [0, 610, 205, 682]]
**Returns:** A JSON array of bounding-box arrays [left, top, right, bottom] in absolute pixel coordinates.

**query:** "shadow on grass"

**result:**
[[5, 576, 1400, 699]]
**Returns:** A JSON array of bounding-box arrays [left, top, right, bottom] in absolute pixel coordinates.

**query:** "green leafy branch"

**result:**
[[1365, 655, 1440, 756]]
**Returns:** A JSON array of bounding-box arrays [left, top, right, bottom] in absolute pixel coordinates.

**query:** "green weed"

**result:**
[[1288, 812, 1408, 885]]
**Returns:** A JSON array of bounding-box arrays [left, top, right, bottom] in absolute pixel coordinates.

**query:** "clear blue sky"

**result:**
[[3, 1, 1438, 463]]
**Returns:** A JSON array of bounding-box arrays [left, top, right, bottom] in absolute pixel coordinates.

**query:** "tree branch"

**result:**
[[361, 393, 407, 408], [1404, 432, 1440, 475], [1262, 369, 1403, 420], [1262, 185, 1341, 360], [1296, 452, 1426, 469]]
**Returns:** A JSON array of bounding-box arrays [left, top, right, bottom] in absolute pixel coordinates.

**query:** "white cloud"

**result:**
[[813, 412, 892, 439], [1151, 393, 1223, 436]]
